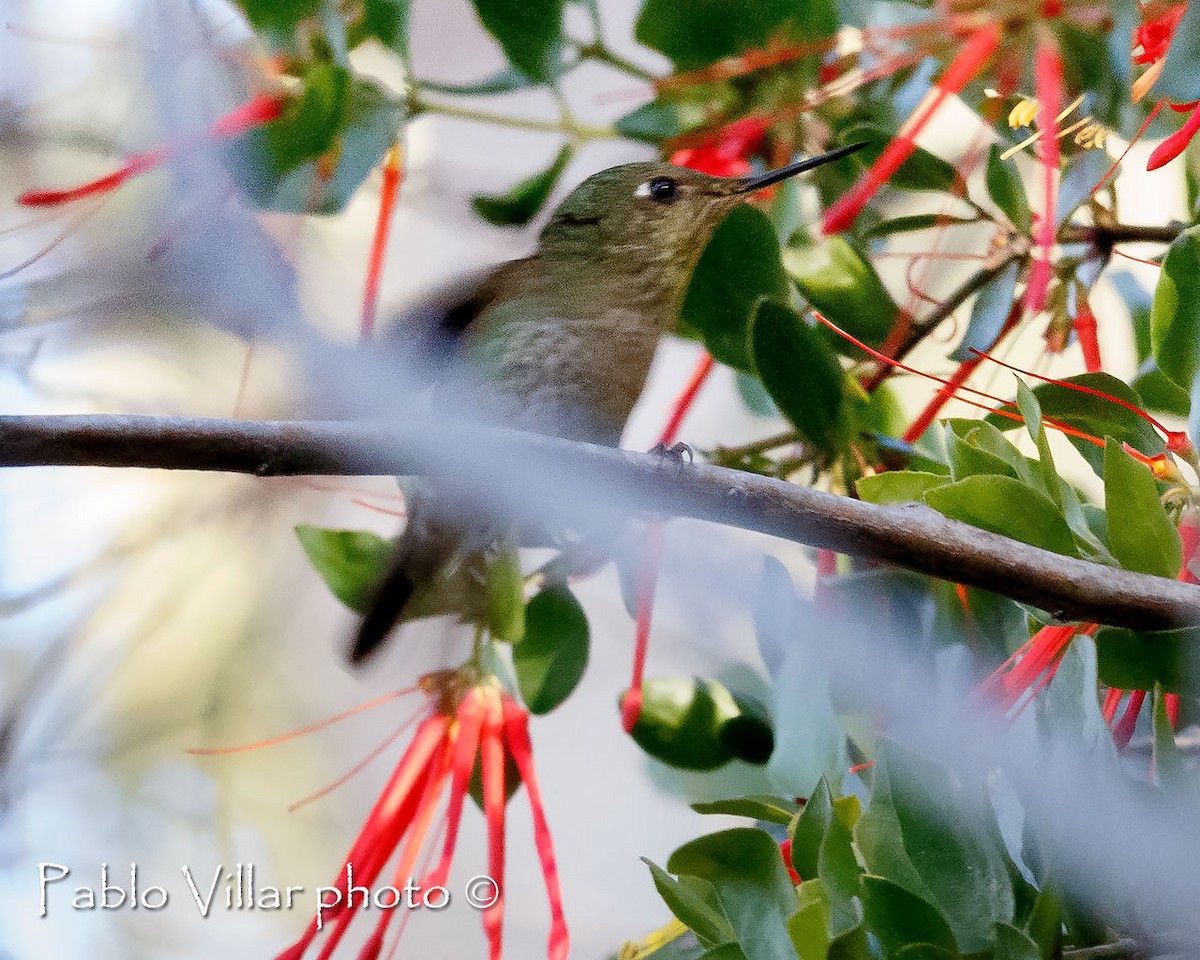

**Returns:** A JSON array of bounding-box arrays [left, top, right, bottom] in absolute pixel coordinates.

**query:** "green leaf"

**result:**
[[943, 420, 1031, 484], [232, 71, 404, 215], [891, 946, 956, 960], [856, 471, 949, 505], [841, 123, 961, 193], [994, 923, 1040, 960], [820, 815, 863, 933], [1095, 626, 1200, 695], [1152, 685, 1185, 793], [751, 300, 846, 456], [720, 694, 775, 765], [418, 65, 538, 96], [295, 525, 393, 613], [636, 0, 800, 71], [985, 144, 1032, 232], [1103, 440, 1182, 579], [625, 677, 741, 770], [615, 92, 726, 143], [469, 0, 564, 82], [854, 741, 1014, 953], [788, 891, 832, 960], [348, 0, 410, 58], [234, 0, 321, 48], [923, 476, 1080, 557], [512, 584, 589, 714], [692, 795, 802, 825], [701, 945, 749, 960], [472, 145, 572, 226], [1156, 1, 1200, 104], [668, 829, 801, 960], [986, 373, 1166, 475], [1133, 363, 1192, 417], [682, 205, 789, 371], [950, 260, 1020, 361], [1024, 885, 1061, 960], [1151, 224, 1200, 390], [644, 858, 736, 947], [860, 876, 958, 959], [785, 236, 901, 349], [864, 213, 976, 239], [789, 776, 835, 881], [736, 371, 779, 418]]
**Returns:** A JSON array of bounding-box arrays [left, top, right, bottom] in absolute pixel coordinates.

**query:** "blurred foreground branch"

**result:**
[[1, 414, 1198, 630]]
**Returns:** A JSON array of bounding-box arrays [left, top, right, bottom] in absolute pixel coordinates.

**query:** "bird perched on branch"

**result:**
[[351, 143, 864, 662]]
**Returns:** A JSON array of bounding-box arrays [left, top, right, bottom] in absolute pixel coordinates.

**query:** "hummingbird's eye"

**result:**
[[635, 177, 679, 203]]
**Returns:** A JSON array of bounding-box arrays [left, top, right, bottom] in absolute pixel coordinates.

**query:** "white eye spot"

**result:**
[[634, 182, 652, 198]]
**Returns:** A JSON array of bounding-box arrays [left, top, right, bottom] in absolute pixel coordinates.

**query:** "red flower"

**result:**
[[273, 679, 568, 960], [1024, 31, 1063, 317], [17, 95, 284, 207], [670, 116, 770, 178], [1134, 4, 1186, 64]]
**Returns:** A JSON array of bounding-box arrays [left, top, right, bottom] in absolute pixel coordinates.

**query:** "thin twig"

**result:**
[[1, 414, 1199, 630]]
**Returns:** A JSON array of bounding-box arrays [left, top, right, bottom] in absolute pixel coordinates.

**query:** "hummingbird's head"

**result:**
[[537, 143, 867, 289]]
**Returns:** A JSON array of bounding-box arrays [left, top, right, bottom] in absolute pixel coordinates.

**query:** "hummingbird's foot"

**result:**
[[649, 440, 694, 465]]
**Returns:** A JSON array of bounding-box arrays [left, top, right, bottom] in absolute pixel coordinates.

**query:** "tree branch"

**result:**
[[3, 414, 1199, 629]]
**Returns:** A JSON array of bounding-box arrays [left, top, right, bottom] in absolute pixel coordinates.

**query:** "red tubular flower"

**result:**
[[1134, 5, 1186, 64], [779, 839, 801, 885], [17, 94, 284, 207], [670, 117, 770, 177], [271, 681, 569, 960], [1024, 31, 1063, 317], [361, 142, 404, 341], [979, 623, 1095, 714], [1147, 101, 1200, 170], [1073, 301, 1103, 373], [821, 23, 1000, 235]]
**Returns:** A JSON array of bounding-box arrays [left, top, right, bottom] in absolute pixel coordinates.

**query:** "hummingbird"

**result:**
[[351, 141, 866, 662]]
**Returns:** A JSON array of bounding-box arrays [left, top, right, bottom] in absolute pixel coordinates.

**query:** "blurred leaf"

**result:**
[[736, 370, 780, 418], [1056, 150, 1111, 228], [752, 300, 846, 456], [232, 71, 404, 214], [1024, 885, 1061, 960], [854, 741, 1014, 953], [721, 695, 775, 765], [616, 92, 725, 142], [986, 373, 1166, 475], [788, 889, 832, 960], [1095, 626, 1200, 695], [233, 0, 320, 48], [625, 677, 741, 770], [636, 0, 800, 71], [752, 555, 797, 673], [512, 584, 589, 714], [469, 0, 564, 82], [892, 946, 956, 960], [785, 236, 901, 348], [1103, 440, 1182, 579], [644, 859, 736, 947], [1152, 686, 1185, 792], [842, 123, 961, 193], [985, 145, 1032, 232], [701, 945, 749, 960], [669, 829, 800, 960], [861, 876, 958, 959], [348, 0, 410, 57], [994, 923, 1040, 960], [950, 260, 1020, 361], [419, 65, 538, 96], [1152, 224, 1200, 390], [923, 476, 1080, 557], [295, 525, 393, 613], [1156, 1, 1200, 104], [820, 815, 863, 933], [682, 206, 789, 371], [693, 795, 803, 825], [856, 471, 948, 505], [865, 213, 976, 239], [472, 145, 572, 226]]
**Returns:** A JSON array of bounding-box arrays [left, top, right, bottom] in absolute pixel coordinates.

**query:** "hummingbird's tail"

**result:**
[[350, 549, 418, 663]]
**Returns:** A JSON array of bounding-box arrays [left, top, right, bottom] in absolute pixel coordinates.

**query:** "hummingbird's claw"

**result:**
[[649, 440, 694, 465]]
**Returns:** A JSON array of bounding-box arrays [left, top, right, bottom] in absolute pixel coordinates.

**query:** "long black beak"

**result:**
[[735, 141, 869, 193]]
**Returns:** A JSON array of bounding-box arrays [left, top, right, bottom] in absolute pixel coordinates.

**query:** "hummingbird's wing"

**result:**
[[351, 259, 534, 664]]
